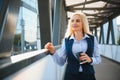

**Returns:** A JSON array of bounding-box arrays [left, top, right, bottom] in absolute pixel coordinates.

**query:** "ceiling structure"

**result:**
[[65, 0, 120, 28]]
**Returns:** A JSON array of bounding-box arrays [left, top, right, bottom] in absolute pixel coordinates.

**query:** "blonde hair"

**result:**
[[65, 12, 91, 38]]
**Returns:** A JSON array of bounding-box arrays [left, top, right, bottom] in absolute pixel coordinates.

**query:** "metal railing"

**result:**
[[0, 45, 60, 79]]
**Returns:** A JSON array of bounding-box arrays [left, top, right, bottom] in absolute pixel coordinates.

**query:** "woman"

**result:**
[[44, 12, 101, 80]]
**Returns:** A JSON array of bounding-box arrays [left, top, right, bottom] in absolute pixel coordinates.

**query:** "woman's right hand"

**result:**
[[44, 42, 55, 55]]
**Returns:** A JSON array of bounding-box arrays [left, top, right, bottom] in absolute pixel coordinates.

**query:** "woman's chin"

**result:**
[[73, 29, 79, 31]]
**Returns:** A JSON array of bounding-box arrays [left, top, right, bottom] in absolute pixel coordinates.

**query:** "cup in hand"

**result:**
[[76, 52, 85, 63]]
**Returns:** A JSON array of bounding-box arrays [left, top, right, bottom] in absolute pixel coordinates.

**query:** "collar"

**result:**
[[69, 34, 90, 40]]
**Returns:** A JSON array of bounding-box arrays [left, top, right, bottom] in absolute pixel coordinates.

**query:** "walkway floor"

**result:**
[[94, 56, 120, 80]]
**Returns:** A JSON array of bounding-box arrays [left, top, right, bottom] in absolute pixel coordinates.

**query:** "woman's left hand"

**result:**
[[79, 53, 92, 64]]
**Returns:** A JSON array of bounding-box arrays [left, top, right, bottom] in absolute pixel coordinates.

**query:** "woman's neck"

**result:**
[[74, 31, 84, 41]]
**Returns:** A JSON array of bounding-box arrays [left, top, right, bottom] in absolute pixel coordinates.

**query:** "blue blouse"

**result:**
[[52, 34, 101, 72]]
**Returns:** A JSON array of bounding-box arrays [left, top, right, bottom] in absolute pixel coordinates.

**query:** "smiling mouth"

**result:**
[[72, 26, 78, 28]]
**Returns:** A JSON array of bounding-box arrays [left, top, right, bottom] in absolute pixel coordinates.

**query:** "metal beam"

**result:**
[[0, 0, 21, 58], [100, 0, 120, 5], [94, 27, 98, 40], [109, 19, 115, 44], [106, 22, 111, 44], [0, 0, 9, 41], [21, 1, 37, 13], [100, 25, 105, 44], [106, 19, 115, 44], [38, 0, 52, 48], [101, 11, 120, 26], [99, 25, 103, 43], [68, 7, 120, 11], [53, 0, 61, 45], [67, 0, 98, 7]]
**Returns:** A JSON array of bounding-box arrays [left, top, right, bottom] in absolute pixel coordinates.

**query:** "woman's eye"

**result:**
[[71, 20, 74, 22], [71, 19, 81, 22], [76, 19, 80, 22]]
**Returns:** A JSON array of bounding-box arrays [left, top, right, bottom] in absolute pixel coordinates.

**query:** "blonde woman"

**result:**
[[45, 12, 101, 80]]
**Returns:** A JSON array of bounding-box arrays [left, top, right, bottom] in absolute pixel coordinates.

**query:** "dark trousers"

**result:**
[[64, 72, 96, 80]]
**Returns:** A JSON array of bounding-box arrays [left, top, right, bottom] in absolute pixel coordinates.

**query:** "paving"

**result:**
[[94, 57, 120, 80]]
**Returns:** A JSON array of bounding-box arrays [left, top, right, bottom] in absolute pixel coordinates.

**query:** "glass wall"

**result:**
[[12, 0, 40, 55], [94, 15, 120, 45], [116, 15, 120, 45], [102, 16, 120, 45]]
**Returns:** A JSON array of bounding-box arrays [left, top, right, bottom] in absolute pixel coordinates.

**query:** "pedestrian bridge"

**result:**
[[0, 0, 120, 80]]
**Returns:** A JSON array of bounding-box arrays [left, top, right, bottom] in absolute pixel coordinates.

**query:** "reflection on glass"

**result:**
[[12, 0, 39, 55]]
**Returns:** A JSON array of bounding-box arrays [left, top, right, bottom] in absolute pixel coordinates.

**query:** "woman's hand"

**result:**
[[79, 53, 92, 64], [44, 42, 55, 55]]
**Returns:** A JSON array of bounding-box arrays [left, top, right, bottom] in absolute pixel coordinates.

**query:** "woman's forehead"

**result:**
[[71, 14, 81, 19]]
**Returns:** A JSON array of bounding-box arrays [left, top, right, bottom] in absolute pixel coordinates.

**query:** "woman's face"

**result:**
[[71, 14, 83, 32]]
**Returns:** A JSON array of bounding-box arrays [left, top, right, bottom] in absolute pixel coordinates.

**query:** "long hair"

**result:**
[[65, 12, 91, 38]]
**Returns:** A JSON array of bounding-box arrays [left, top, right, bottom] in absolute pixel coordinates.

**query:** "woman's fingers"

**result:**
[[44, 42, 52, 49], [44, 42, 55, 54], [79, 53, 92, 64], [80, 60, 88, 64]]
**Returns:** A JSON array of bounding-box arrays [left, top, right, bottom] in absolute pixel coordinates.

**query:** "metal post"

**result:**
[[110, 20, 115, 44], [53, 0, 61, 46], [38, 0, 51, 49], [37, 14, 41, 49], [21, 18, 25, 53]]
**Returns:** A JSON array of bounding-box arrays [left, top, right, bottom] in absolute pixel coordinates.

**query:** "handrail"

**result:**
[[0, 45, 60, 79]]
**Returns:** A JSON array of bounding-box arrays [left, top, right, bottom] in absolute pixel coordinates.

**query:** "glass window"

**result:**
[[116, 16, 120, 45], [103, 22, 108, 44], [12, 0, 40, 55]]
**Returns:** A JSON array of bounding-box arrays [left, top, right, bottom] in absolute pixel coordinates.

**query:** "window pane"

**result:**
[[12, 0, 39, 55]]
